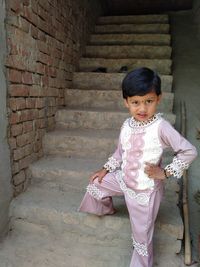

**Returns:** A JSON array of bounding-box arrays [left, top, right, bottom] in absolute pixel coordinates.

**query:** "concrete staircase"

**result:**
[[0, 14, 185, 267]]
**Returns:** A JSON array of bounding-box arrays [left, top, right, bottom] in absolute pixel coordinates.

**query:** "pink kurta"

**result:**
[[79, 113, 197, 267]]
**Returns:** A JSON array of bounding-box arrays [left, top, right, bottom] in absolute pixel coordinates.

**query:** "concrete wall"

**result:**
[[0, 0, 13, 237], [5, 0, 104, 196], [193, 0, 200, 38], [104, 0, 193, 15]]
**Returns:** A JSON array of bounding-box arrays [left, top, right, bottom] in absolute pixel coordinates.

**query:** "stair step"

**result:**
[[73, 72, 173, 92], [44, 116, 176, 158], [0, 219, 184, 267], [55, 108, 176, 130], [65, 89, 174, 112], [43, 128, 118, 158], [0, 220, 131, 267], [9, 180, 183, 243], [30, 156, 104, 190], [90, 33, 171, 46], [85, 45, 172, 59], [79, 58, 172, 74], [95, 23, 170, 34], [30, 155, 180, 206], [97, 15, 169, 25]]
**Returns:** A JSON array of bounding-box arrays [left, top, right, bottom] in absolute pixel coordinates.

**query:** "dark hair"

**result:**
[[122, 67, 161, 99]]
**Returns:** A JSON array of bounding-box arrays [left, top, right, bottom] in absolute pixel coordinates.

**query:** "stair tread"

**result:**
[[10, 179, 183, 235], [95, 23, 170, 34], [97, 14, 169, 25], [72, 72, 173, 91], [79, 58, 172, 74], [45, 127, 119, 138], [0, 219, 185, 267]]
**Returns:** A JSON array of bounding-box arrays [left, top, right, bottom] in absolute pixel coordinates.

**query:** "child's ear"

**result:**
[[124, 99, 129, 108], [157, 94, 162, 104]]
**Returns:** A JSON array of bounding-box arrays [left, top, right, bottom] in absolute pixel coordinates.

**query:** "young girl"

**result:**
[[78, 67, 197, 267]]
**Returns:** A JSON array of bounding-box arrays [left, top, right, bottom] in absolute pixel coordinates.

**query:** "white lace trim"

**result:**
[[116, 172, 151, 206], [129, 113, 162, 128], [86, 184, 105, 200], [165, 157, 189, 178], [103, 157, 120, 172], [132, 236, 148, 257]]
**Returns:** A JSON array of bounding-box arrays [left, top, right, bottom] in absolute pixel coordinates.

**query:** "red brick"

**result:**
[[23, 121, 33, 133], [35, 98, 45, 108], [14, 183, 24, 196], [9, 84, 30, 96], [13, 170, 26, 186], [8, 69, 22, 83], [9, 98, 26, 111], [20, 109, 38, 122], [11, 123, 23, 136], [37, 51, 49, 65], [19, 154, 35, 169], [9, 112, 21, 124], [32, 74, 41, 85], [9, 137, 17, 149], [48, 67, 57, 77], [26, 98, 36, 108], [16, 131, 35, 147], [23, 6, 38, 26], [19, 16, 30, 33], [35, 118, 45, 129], [37, 40, 49, 54], [13, 147, 25, 160], [30, 24, 39, 39], [22, 72, 33, 85], [29, 85, 46, 97], [12, 162, 19, 174], [9, 0, 22, 13], [36, 62, 45, 74], [33, 140, 42, 152], [23, 0, 30, 6]]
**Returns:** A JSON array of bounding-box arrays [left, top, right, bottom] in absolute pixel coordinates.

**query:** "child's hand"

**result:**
[[144, 162, 167, 180], [89, 168, 108, 184]]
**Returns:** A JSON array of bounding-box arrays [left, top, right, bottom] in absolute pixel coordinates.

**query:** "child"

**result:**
[[78, 67, 197, 267]]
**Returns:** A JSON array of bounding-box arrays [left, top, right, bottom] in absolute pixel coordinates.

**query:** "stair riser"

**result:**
[[30, 165, 179, 205], [95, 24, 170, 34], [65, 90, 174, 113], [10, 204, 132, 247], [85, 45, 172, 59], [56, 110, 175, 130], [90, 34, 171, 46], [56, 110, 128, 130], [97, 15, 169, 25], [43, 134, 118, 159], [10, 197, 182, 245], [79, 58, 172, 75], [73, 73, 173, 92]]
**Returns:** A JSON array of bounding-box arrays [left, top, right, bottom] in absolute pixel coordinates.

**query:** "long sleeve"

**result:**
[[103, 131, 123, 172], [159, 120, 198, 178]]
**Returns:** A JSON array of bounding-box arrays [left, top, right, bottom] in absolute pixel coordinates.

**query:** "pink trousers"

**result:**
[[79, 171, 163, 267]]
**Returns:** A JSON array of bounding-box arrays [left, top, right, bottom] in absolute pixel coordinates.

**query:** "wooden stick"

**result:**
[[181, 102, 192, 265]]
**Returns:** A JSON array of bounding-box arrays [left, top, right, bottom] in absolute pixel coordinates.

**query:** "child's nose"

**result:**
[[139, 103, 147, 112]]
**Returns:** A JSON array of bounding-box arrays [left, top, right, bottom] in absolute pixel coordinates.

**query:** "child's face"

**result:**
[[124, 91, 161, 122]]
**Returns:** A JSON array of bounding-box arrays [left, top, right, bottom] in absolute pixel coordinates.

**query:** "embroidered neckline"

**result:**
[[129, 113, 162, 128]]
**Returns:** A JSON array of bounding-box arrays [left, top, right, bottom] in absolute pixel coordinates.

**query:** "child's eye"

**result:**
[[146, 99, 153, 104], [131, 101, 139, 106]]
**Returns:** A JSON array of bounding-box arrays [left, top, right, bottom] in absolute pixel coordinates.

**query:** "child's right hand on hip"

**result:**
[[89, 168, 108, 184]]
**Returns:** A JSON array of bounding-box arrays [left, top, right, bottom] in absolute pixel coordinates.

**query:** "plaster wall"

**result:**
[[0, 0, 13, 237], [193, 0, 200, 39]]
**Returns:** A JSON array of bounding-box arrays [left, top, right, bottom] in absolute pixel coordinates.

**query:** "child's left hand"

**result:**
[[144, 162, 166, 180]]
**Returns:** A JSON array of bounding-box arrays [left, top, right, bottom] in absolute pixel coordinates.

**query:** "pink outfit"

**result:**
[[79, 113, 197, 267]]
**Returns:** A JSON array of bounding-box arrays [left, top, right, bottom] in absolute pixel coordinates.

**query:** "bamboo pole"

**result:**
[[181, 102, 192, 265]]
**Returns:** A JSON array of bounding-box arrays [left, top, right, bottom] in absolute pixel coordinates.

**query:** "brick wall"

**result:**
[[5, 0, 103, 195]]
